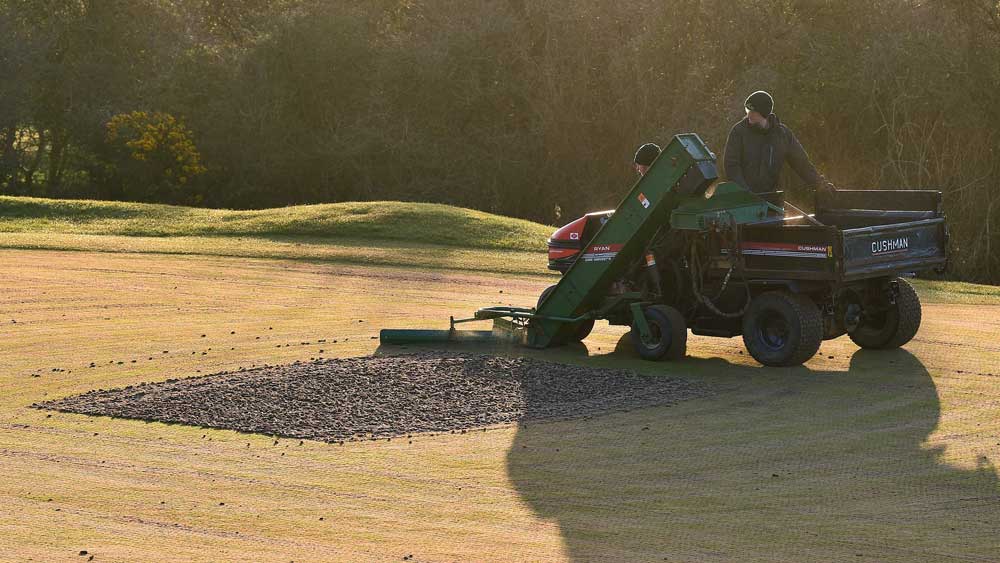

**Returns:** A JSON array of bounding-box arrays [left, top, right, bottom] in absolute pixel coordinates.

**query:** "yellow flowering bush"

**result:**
[[105, 111, 207, 196]]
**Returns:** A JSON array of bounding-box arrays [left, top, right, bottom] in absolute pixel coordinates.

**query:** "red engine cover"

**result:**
[[550, 216, 587, 244], [547, 211, 614, 272], [548, 216, 587, 262]]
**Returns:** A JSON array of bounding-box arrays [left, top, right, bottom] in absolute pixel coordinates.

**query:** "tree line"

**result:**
[[1, 0, 998, 282]]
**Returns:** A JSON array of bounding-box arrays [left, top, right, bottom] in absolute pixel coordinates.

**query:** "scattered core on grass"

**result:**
[[35, 353, 709, 442]]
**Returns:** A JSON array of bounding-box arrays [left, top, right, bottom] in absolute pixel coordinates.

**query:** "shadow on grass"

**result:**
[[506, 339, 1000, 562]]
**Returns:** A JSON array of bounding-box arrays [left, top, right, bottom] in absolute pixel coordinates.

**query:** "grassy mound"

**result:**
[[0, 196, 552, 252]]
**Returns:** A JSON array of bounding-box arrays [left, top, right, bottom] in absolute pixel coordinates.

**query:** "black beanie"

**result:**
[[633, 142, 661, 166], [745, 91, 774, 116]]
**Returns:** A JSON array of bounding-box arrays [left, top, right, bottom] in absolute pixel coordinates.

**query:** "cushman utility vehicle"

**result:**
[[383, 134, 947, 367]]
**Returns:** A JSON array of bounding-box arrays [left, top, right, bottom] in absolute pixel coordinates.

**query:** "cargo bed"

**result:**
[[737, 190, 947, 283]]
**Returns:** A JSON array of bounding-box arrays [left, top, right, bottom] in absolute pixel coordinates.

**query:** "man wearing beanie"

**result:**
[[723, 90, 835, 195], [633, 142, 660, 177]]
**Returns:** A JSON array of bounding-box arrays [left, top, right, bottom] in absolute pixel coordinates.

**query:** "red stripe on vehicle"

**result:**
[[549, 249, 579, 259], [741, 242, 828, 253]]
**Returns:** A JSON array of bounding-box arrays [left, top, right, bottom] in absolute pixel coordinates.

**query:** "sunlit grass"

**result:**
[[0, 231, 556, 278], [910, 278, 1000, 303], [1, 249, 998, 562], [0, 196, 553, 252]]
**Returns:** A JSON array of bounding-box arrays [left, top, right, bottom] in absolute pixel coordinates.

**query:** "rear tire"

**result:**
[[537, 284, 594, 343], [848, 278, 921, 349], [742, 291, 823, 367], [631, 305, 687, 361]]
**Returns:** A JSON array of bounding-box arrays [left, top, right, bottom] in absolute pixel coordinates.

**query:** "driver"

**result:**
[[633, 142, 661, 177]]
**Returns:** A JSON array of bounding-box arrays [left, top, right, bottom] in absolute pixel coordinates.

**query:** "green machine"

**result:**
[[670, 181, 783, 231], [381, 132, 949, 367], [381, 133, 730, 352]]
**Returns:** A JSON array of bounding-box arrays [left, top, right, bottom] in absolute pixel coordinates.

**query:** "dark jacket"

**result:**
[[723, 114, 822, 194]]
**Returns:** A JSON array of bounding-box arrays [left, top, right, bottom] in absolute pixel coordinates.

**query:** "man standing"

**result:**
[[723, 91, 834, 195]]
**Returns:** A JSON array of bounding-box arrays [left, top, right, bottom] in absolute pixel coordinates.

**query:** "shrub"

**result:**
[[105, 111, 207, 204]]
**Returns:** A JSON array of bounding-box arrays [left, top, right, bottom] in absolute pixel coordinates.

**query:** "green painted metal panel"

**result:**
[[670, 181, 782, 230], [378, 329, 495, 344], [528, 133, 718, 347]]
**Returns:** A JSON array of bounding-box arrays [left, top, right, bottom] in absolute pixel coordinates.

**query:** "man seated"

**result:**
[[633, 142, 661, 177]]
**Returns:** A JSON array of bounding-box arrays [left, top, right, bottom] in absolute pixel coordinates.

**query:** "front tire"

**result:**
[[631, 305, 687, 361], [572, 318, 595, 341], [848, 278, 921, 349], [742, 291, 823, 367], [537, 284, 594, 343]]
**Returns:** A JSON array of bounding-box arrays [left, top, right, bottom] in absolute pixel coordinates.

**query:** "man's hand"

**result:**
[[820, 181, 838, 194]]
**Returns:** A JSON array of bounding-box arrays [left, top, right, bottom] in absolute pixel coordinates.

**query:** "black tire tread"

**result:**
[[886, 279, 921, 348], [574, 319, 596, 342], [657, 304, 688, 361], [742, 291, 823, 367], [848, 278, 922, 350], [787, 293, 824, 366], [631, 304, 687, 361]]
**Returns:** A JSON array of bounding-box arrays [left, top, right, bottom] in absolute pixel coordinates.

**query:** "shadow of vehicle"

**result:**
[[506, 343, 1000, 562]]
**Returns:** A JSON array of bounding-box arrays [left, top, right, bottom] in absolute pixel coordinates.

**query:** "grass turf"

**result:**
[[0, 196, 998, 561], [0, 196, 551, 252], [2, 249, 998, 561]]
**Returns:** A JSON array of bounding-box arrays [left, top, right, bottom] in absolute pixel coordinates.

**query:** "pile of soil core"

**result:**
[[37, 353, 708, 442]]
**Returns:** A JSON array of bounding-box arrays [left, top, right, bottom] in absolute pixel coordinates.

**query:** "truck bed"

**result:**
[[736, 190, 947, 282]]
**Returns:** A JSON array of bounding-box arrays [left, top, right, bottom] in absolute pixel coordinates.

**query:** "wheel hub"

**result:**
[[844, 303, 862, 332], [758, 310, 789, 351], [642, 322, 668, 349]]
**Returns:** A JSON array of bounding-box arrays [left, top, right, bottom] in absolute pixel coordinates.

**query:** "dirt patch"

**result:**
[[35, 353, 709, 442]]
